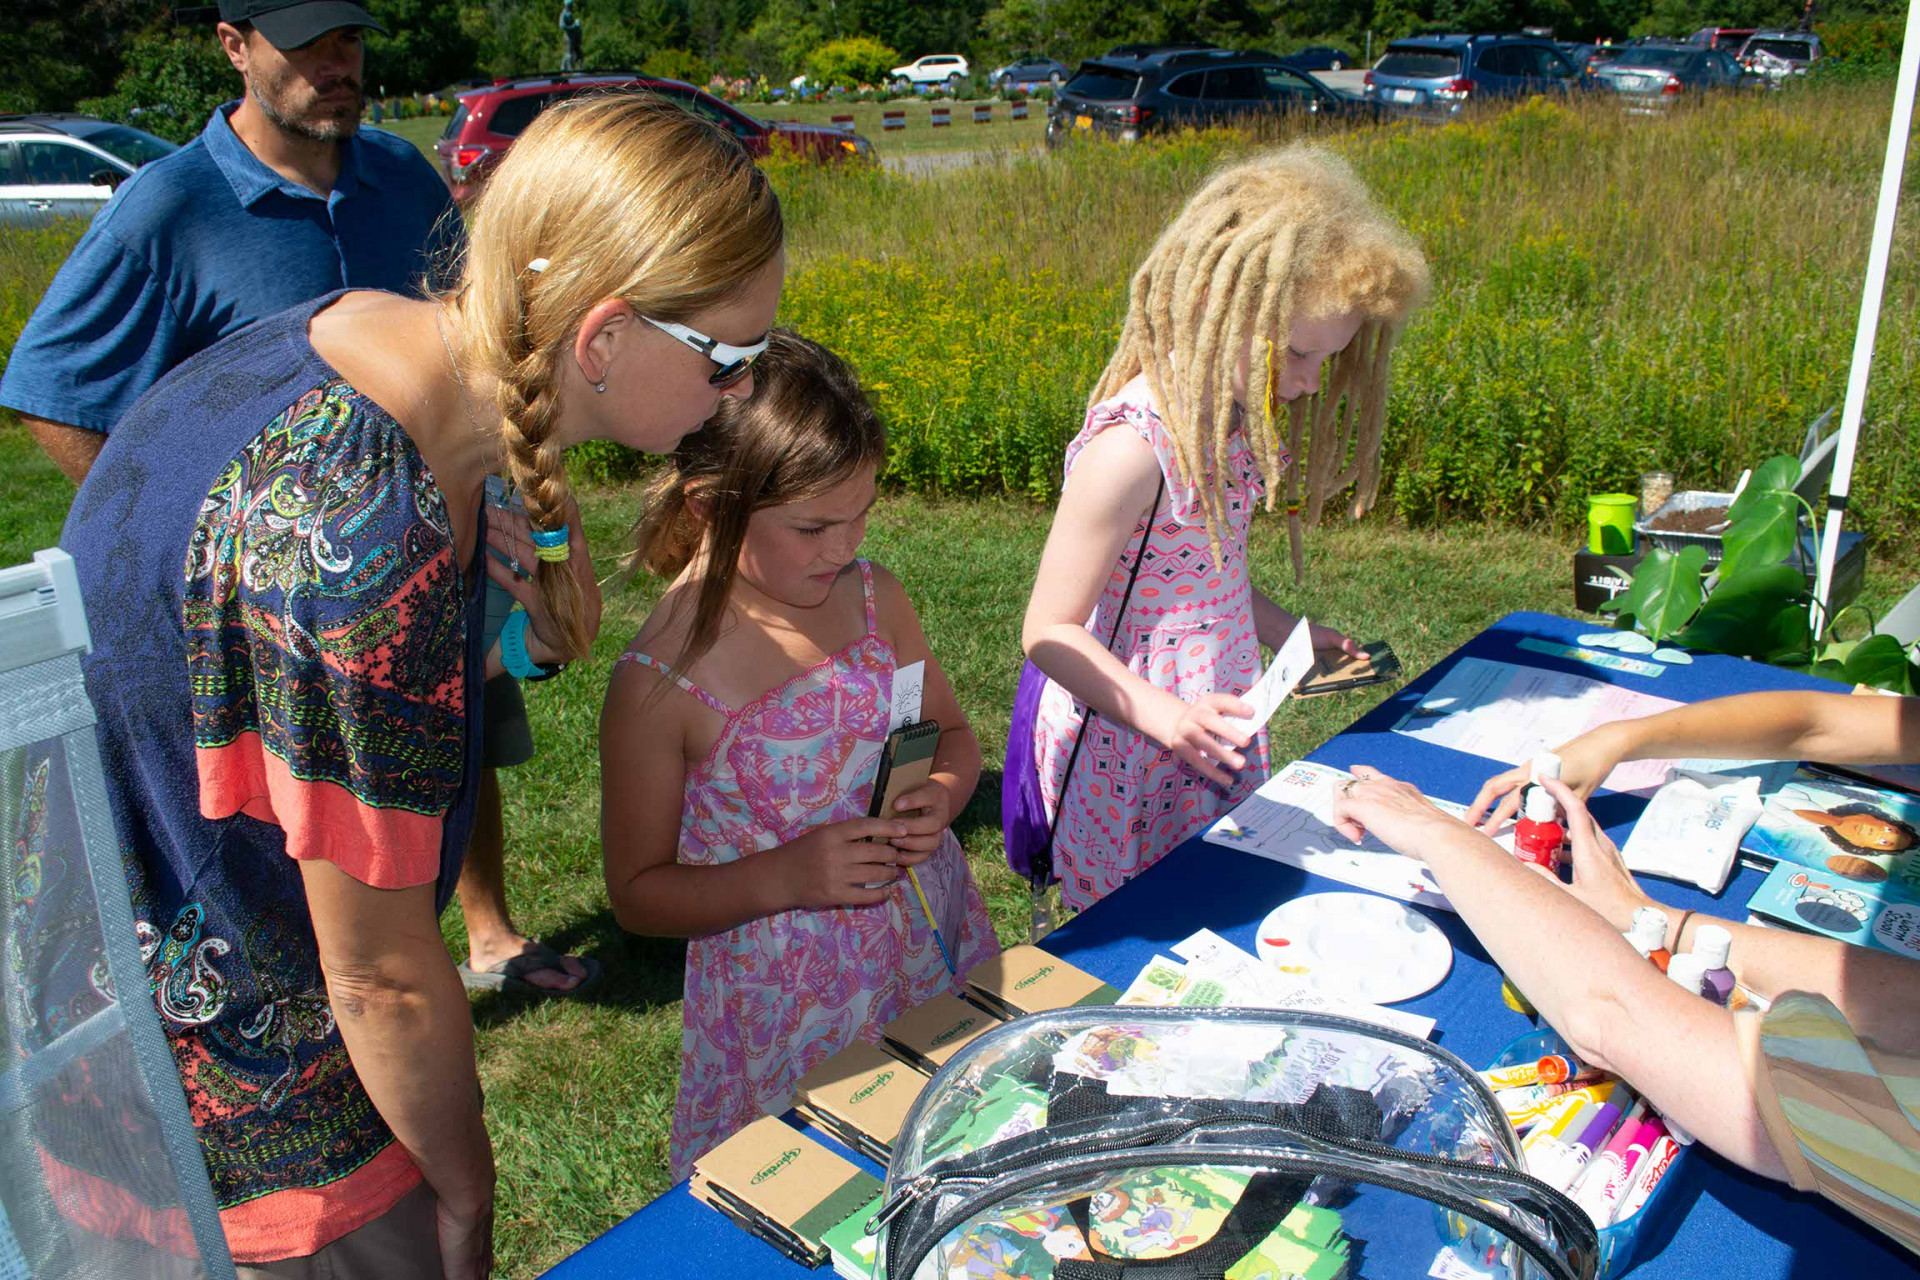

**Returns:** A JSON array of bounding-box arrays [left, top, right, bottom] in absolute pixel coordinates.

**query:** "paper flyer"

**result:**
[[1392, 657, 1684, 792], [1205, 760, 1459, 911], [1222, 616, 1316, 738]]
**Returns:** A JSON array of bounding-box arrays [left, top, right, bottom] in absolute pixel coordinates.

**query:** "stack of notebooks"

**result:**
[[689, 1116, 882, 1269], [962, 944, 1122, 1020], [880, 993, 1002, 1075], [791, 1040, 930, 1166]]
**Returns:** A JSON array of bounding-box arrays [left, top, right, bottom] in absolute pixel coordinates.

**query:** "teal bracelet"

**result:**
[[499, 610, 555, 680]]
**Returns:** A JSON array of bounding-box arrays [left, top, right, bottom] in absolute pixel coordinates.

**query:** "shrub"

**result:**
[[803, 37, 899, 90], [77, 30, 235, 145], [642, 47, 710, 86]]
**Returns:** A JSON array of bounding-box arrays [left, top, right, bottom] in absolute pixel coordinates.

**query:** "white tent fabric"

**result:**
[[0, 550, 235, 1279], [1814, 0, 1920, 631]]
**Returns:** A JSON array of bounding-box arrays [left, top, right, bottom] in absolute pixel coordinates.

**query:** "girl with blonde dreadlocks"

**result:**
[[1010, 145, 1429, 913]]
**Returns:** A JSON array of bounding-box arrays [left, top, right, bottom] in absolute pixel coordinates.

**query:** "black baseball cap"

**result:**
[[216, 0, 387, 49]]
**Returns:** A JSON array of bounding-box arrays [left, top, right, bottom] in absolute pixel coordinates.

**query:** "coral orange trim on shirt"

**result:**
[[197, 732, 442, 889], [219, 1140, 423, 1263]]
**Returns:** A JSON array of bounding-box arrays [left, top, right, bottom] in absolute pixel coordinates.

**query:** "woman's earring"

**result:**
[[594, 379, 607, 394]]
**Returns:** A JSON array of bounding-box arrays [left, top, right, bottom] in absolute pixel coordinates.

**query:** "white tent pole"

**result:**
[[1813, 0, 1920, 635]]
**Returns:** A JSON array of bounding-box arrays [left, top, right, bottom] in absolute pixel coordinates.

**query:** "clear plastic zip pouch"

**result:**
[[872, 1007, 1599, 1280]]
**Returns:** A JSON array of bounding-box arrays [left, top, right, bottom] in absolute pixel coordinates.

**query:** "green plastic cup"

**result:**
[[1587, 493, 1638, 554]]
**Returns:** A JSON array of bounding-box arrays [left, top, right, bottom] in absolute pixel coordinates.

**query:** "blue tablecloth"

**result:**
[[547, 611, 1920, 1279]]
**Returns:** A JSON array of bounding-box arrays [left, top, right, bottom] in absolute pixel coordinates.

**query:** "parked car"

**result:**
[[1047, 48, 1376, 146], [1736, 30, 1823, 82], [1281, 45, 1358, 71], [890, 54, 970, 88], [990, 56, 1070, 89], [0, 114, 177, 224], [1363, 33, 1586, 120], [1591, 44, 1747, 110], [1559, 41, 1627, 74], [435, 73, 872, 204], [1688, 27, 1757, 52], [1103, 43, 1218, 58]]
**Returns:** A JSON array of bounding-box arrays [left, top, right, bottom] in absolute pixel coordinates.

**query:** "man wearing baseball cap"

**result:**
[[3, 4, 591, 1276]]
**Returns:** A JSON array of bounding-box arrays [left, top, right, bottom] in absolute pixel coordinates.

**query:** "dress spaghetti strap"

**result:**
[[614, 651, 733, 716], [856, 558, 877, 635]]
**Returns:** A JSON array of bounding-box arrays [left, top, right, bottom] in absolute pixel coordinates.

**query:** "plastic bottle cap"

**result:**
[[1523, 784, 1558, 824], [1627, 912, 1667, 956], [1694, 924, 1732, 970], [1667, 953, 1709, 995], [1532, 752, 1564, 781]]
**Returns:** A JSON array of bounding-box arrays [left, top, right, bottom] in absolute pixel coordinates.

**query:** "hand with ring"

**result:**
[[1329, 764, 1464, 856], [484, 496, 603, 667]]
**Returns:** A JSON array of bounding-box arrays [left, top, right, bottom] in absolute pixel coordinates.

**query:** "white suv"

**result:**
[[890, 54, 971, 88], [0, 115, 176, 225]]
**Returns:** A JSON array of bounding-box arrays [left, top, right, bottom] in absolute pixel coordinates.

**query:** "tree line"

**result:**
[[1, 0, 1903, 117]]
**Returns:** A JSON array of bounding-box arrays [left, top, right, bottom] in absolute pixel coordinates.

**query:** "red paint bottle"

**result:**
[[1513, 785, 1565, 869]]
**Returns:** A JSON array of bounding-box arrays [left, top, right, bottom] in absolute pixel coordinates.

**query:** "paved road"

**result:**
[[1318, 69, 1370, 97], [882, 146, 1042, 177]]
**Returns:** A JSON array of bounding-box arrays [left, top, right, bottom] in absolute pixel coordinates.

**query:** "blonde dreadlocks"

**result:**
[[1089, 145, 1429, 580]]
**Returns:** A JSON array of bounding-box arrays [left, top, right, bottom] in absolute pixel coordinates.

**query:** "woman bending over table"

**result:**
[[1333, 690, 1920, 1256]]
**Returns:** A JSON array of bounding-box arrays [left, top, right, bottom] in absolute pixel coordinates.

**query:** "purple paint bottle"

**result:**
[[1694, 925, 1735, 1007]]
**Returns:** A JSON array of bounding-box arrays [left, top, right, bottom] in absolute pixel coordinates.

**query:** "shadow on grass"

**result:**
[[469, 910, 688, 1031]]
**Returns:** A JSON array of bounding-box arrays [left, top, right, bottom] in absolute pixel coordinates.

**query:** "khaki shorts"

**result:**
[[237, 1181, 443, 1280]]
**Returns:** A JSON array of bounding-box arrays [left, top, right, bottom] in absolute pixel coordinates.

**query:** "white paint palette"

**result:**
[[1254, 892, 1454, 1005]]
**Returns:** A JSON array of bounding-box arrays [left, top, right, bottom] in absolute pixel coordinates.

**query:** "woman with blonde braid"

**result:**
[[59, 94, 782, 1278], [1011, 146, 1428, 913]]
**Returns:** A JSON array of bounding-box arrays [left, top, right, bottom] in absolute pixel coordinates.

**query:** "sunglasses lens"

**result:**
[[709, 355, 756, 389]]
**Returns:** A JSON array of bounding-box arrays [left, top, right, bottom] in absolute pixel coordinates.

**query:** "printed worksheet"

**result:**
[[1204, 760, 1466, 911], [1392, 657, 1684, 792]]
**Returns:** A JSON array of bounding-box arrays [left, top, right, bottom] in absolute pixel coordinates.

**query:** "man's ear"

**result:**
[[215, 22, 252, 75]]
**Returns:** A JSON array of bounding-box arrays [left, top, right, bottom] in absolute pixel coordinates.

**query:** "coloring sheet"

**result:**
[[1204, 760, 1465, 911], [1392, 657, 1685, 793]]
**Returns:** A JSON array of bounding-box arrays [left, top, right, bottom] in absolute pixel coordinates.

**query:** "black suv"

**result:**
[[1047, 47, 1372, 145]]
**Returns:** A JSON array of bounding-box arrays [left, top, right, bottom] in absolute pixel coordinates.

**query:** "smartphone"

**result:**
[[1293, 642, 1401, 697]]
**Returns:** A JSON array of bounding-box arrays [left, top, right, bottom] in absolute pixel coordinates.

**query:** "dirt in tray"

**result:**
[[1649, 505, 1730, 534]]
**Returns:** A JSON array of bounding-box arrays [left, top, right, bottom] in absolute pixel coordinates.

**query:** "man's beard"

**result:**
[[251, 68, 363, 144]]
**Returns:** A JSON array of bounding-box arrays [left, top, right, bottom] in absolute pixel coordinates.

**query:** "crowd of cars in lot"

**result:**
[[0, 25, 1833, 223]]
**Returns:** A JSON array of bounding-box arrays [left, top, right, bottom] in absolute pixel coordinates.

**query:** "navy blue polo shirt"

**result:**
[[0, 101, 460, 433]]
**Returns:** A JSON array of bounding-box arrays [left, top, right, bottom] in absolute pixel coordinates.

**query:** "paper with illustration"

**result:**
[[1221, 617, 1316, 739]]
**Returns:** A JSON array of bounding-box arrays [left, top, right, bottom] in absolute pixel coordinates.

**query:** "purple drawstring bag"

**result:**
[[1000, 659, 1055, 891], [999, 478, 1164, 938]]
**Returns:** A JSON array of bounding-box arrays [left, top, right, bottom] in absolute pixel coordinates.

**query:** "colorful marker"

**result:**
[[1548, 1089, 1635, 1192], [1614, 1128, 1682, 1222], [1522, 1098, 1596, 1179], [1504, 1080, 1617, 1131], [1570, 1101, 1649, 1223]]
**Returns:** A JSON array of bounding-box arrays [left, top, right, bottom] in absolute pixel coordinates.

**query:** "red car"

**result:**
[[435, 71, 873, 203]]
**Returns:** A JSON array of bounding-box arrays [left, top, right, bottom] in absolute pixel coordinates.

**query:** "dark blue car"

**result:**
[[1364, 34, 1587, 120]]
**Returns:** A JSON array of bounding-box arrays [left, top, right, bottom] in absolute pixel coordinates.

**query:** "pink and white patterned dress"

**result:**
[[617, 560, 1000, 1180], [1034, 389, 1285, 913]]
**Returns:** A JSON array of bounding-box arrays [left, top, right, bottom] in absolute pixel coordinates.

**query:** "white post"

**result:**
[[1814, 0, 1920, 634]]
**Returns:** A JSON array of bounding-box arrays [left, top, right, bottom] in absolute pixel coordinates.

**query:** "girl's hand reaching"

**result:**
[[1463, 726, 1623, 831], [772, 816, 915, 910], [1160, 693, 1256, 788], [888, 780, 955, 855]]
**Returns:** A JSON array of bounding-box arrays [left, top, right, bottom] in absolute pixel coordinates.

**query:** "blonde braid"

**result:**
[[494, 351, 591, 659]]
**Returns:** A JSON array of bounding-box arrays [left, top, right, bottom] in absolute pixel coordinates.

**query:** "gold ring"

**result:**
[[1340, 778, 1359, 796]]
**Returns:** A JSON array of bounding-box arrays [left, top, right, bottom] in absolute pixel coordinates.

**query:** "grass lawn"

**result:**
[[5, 416, 1915, 1274], [374, 114, 448, 159]]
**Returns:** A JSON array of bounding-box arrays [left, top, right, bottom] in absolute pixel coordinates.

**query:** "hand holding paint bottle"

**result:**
[[1512, 753, 1568, 869]]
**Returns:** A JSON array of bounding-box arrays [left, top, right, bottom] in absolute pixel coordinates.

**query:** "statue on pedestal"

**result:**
[[559, 0, 583, 70]]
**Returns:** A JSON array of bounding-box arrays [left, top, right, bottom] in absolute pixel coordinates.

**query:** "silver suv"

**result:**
[[0, 115, 177, 225]]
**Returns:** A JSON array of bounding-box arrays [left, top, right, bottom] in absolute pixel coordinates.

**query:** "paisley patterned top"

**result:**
[[61, 295, 484, 1262], [617, 560, 1000, 1179], [1032, 388, 1284, 913]]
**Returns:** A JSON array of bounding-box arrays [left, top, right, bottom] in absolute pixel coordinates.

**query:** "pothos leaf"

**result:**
[[1674, 564, 1807, 657], [1601, 545, 1707, 642], [1840, 634, 1918, 695]]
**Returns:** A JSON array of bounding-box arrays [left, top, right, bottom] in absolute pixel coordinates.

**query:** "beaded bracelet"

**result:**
[[529, 525, 570, 563], [499, 610, 557, 680]]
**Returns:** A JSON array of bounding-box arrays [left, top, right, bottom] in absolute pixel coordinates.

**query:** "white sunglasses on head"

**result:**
[[644, 316, 769, 388]]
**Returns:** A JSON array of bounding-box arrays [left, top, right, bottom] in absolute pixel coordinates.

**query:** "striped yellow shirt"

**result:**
[[1739, 990, 1920, 1255]]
